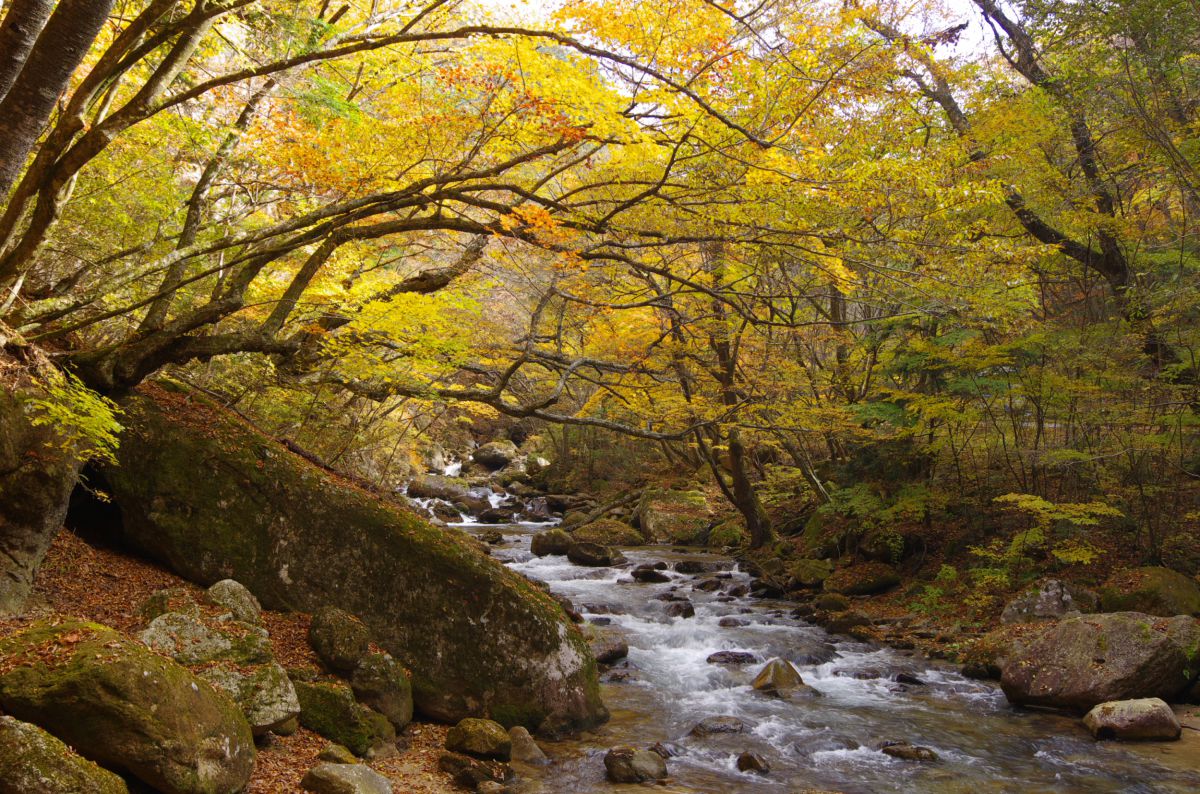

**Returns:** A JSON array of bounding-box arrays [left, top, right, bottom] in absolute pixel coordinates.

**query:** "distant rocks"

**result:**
[[1000, 579, 1097, 624], [823, 563, 900, 596], [473, 440, 520, 470], [1083, 698, 1181, 741], [1099, 567, 1200, 617], [632, 564, 671, 583]]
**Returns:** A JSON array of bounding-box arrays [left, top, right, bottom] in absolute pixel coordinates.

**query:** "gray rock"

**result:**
[[880, 742, 938, 762], [0, 716, 129, 794], [437, 751, 513, 788], [1000, 612, 1200, 709], [207, 579, 262, 624], [200, 661, 299, 736], [1083, 698, 1182, 740], [603, 746, 668, 783], [566, 541, 615, 567], [317, 744, 358, 764], [530, 529, 572, 557], [300, 763, 393, 794], [1001, 580, 1093, 624], [139, 612, 272, 666], [309, 607, 371, 674], [508, 726, 548, 765], [589, 634, 629, 665], [665, 600, 695, 619], [736, 751, 770, 774], [690, 716, 749, 736], [707, 651, 757, 665], [351, 654, 412, 730]]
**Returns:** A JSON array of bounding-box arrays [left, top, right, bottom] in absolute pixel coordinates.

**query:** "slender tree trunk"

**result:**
[[0, 0, 115, 199], [0, 0, 54, 105]]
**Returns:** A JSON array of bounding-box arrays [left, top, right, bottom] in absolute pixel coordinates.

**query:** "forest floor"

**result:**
[[0, 529, 458, 793]]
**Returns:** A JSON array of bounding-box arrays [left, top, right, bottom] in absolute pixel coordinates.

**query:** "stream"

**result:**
[[416, 485, 1200, 792]]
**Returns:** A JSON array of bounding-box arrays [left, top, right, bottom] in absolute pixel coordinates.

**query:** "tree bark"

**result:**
[[0, 0, 115, 199], [0, 0, 54, 105]]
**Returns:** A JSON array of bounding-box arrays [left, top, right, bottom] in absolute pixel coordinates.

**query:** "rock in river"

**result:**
[[1083, 698, 1182, 741], [603, 746, 668, 783], [566, 541, 616, 567], [105, 385, 606, 733], [752, 658, 820, 699]]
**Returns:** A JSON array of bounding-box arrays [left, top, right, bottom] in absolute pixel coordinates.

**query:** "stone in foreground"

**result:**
[[300, 762, 393, 794], [603, 746, 668, 783], [1083, 698, 1182, 741], [294, 680, 396, 757], [508, 725, 549, 765], [445, 717, 512, 761], [0, 620, 254, 794], [752, 658, 820, 699], [0, 715, 129, 794], [1000, 612, 1200, 710]]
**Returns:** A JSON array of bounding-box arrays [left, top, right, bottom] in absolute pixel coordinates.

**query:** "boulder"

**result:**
[[294, 680, 396, 756], [437, 751, 513, 788], [508, 726, 548, 765], [445, 718, 512, 761], [880, 742, 938, 762], [752, 658, 819, 699], [589, 634, 629, 665], [206, 579, 262, 624], [665, 600, 695, 619], [815, 593, 850, 612], [300, 763, 393, 794], [1000, 613, 1200, 709], [199, 662, 300, 736], [690, 716, 748, 736], [603, 746, 668, 783], [1099, 567, 1200, 617], [0, 715, 129, 794], [351, 654, 413, 730], [140, 612, 273, 666], [309, 607, 371, 674], [572, 519, 644, 546], [823, 563, 900, 596], [736, 751, 770, 774], [1001, 579, 1095, 624], [473, 441, 520, 470], [0, 620, 254, 794], [787, 559, 833, 590], [317, 744, 358, 764], [405, 474, 470, 503], [566, 541, 615, 567], [632, 564, 671, 583], [637, 489, 710, 544], [1082, 698, 1181, 740], [707, 651, 757, 665], [106, 387, 605, 732], [530, 528, 572, 556]]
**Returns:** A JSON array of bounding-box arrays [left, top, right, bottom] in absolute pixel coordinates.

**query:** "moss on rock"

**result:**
[[823, 562, 900, 596], [1099, 567, 1200, 617], [0, 620, 254, 794], [294, 680, 395, 756], [637, 489, 710, 544], [0, 715, 129, 794], [572, 519, 644, 546], [105, 384, 607, 734]]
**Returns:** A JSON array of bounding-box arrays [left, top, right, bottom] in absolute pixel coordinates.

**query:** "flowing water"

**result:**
[[443, 515, 1200, 793]]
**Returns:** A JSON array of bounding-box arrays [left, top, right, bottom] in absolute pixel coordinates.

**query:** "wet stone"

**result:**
[[736, 751, 771, 774], [690, 716, 750, 736], [706, 651, 757, 665]]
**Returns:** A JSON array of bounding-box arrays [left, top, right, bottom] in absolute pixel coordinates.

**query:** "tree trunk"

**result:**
[[0, 384, 82, 615], [0, 0, 115, 198], [0, 0, 54, 105]]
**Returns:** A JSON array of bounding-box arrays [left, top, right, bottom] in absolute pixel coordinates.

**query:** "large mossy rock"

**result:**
[[351, 653, 413, 730], [636, 489, 710, 544], [1000, 613, 1200, 710], [823, 562, 900, 596], [294, 680, 396, 757], [572, 519, 644, 546], [0, 715, 129, 794], [0, 620, 254, 794], [0, 383, 84, 615], [1099, 567, 1200, 617], [105, 385, 606, 733]]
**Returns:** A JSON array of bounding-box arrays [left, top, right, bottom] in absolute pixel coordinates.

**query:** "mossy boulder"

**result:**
[[139, 612, 272, 666], [473, 441, 520, 470], [445, 717, 512, 760], [1000, 612, 1200, 710], [530, 528, 572, 557], [309, 607, 371, 674], [105, 385, 606, 733], [823, 562, 900, 596], [294, 680, 396, 756], [798, 509, 849, 559], [707, 518, 748, 548], [0, 715, 129, 794], [572, 519, 644, 546], [636, 489, 711, 544], [787, 558, 834, 590], [206, 579, 261, 624], [1099, 567, 1200, 617], [199, 662, 299, 737], [0, 620, 254, 794], [351, 653, 412, 730]]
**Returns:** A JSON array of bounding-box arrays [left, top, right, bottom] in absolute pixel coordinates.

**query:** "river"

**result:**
[[452, 520, 1200, 793]]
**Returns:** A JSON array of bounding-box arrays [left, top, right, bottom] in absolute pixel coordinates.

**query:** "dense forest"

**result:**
[[1, 0, 1199, 791]]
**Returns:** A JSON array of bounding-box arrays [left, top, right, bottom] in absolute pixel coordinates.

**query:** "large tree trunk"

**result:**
[[0, 0, 54, 105], [0, 383, 82, 615], [0, 0, 114, 198]]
